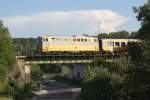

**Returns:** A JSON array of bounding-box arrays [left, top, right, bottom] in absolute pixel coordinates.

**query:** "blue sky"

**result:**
[[0, 0, 147, 37]]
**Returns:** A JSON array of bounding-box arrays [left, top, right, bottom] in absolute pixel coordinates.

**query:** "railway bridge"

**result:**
[[16, 52, 121, 82]]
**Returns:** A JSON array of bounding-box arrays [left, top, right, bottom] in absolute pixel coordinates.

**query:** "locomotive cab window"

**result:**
[[51, 38, 55, 41], [115, 42, 120, 46]]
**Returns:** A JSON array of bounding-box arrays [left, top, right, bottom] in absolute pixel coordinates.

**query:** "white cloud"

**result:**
[[3, 10, 130, 37]]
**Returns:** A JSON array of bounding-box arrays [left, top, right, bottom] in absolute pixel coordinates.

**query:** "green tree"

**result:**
[[98, 31, 130, 39], [30, 64, 43, 90], [125, 1, 150, 99], [13, 38, 38, 55], [81, 56, 131, 100], [0, 20, 15, 85], [134, 0, 150, 40], [82, 66, 112, 100], [98, 33, 109, 38]]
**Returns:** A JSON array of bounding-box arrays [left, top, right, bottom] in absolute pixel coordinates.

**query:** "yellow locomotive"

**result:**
[[38, 35, 139, 54], [39, 36, 99, 53]]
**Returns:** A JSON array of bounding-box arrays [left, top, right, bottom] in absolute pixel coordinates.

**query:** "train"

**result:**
[[38, 35, 139, 54]]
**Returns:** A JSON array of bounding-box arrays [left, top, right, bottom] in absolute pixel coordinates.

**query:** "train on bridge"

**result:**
[[37, 35, 139, 54]]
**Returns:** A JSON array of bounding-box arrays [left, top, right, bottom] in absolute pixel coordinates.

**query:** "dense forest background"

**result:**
[[13, 38, 38, 55]]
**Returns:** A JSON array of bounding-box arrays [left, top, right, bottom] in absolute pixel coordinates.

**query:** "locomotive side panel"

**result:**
[[40, 36, 99, 53]]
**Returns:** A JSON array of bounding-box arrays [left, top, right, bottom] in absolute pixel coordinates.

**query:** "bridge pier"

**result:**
[[16, 59, 31, 83], [66, 64, 85, 80]]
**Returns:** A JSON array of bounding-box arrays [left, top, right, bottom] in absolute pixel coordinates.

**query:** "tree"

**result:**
[[81, 56, 131, 100], [125, 1, 150, 99], [134, 0, 150, 40], [0, 20, 15, 84], [81, 66, 112, 100], [13, 38, 38, 55], [30, 64, 43, 90], [98, 31, 130, 39]]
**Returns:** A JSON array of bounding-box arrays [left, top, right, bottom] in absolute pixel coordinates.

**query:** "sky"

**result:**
[[0, 0, 147, 37]]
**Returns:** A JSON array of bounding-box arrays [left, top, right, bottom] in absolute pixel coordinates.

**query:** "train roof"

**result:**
[[40, 35, 97, 38]]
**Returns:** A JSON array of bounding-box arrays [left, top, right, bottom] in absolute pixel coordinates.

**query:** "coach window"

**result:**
[[121, 42, 126, 46], [46, 38, 48, 41], [51, 38, 55, 41], [81, 39, 84, 42], [77, 38, 80, 42], [115, 42, 120, 46], [84, 39, 87, 42]]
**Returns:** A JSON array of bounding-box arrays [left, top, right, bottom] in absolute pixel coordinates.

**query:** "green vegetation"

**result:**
[[81, 56, 130, 100], [13, 38, 38, 55], [81, 1, 150, 100], [98, 31, 137, 39], [0, 20, 15, 82], [0, 21, 34, 100], [0, 20, 16, 94], [30, 64, 44, 90], [125, 0, 150, 99]]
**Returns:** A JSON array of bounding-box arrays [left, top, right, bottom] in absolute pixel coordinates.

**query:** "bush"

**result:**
[[82, 75, 112, 100], [82, 66, 112, 100], [81, 56, 131, 100]]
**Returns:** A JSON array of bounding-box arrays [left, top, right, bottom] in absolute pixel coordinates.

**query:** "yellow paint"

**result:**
[[41, 36, 99, 52], [42, 45, 99, 52]]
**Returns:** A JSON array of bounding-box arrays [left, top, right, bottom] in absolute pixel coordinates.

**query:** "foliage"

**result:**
[[0, 20, 16, 93], [123, 1, 150, 100], [30, 64, 43, 90], [5, 80, 33, 100], [0, 20, 15, 70], [82, 67, 112, 100], [81, 56, 131, 100], [134, 0, 150, 40], [13, 38, 38, 55], [126, 41, 150, 100], [98, 31, 132, 39]]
